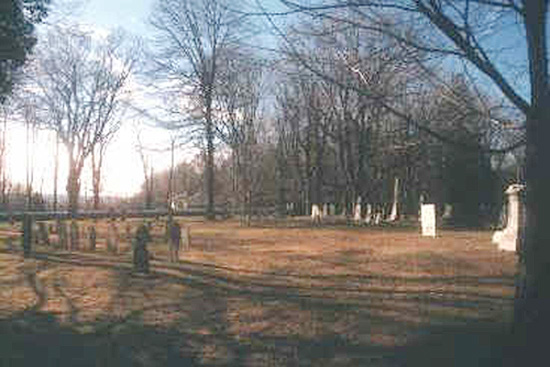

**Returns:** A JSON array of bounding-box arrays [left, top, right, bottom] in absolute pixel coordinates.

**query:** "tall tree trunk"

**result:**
[[205, 97, 215, 220], [53, 134, 59, 212], [514, 2, 549, 361], [66, 155, 82, 217], [91, 148, 102, 210]]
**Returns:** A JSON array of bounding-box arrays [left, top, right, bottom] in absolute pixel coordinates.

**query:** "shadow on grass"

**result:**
[[0, 247, 520, 366]]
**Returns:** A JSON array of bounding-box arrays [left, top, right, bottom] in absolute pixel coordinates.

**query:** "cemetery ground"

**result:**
[[0, 217, 520, 366]]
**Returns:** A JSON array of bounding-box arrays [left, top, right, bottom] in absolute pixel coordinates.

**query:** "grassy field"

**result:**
[[0, 218, 518, 366]]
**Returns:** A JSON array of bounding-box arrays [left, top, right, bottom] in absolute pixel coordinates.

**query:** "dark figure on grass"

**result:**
[[133, 224, 151, 274], [169, 221, 181, 262]]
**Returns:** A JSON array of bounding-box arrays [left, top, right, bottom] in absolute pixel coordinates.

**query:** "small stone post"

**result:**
[[21, 214, 34, 257], [133, 224, 150, 273]]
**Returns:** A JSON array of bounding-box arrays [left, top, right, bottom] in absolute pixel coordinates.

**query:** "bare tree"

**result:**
[[135, 128, 155, 210], [150, 0, 244, 219], [271, 0, 548, 356], [216, 51, 264, 225], [91, 121, 120, 210], [29, 26, 133, 215]]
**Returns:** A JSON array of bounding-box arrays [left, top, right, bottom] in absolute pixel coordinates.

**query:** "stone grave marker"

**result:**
[[389, 177, 400, 222], [88, 225, 97, 251], [442, 204, 453, 220], [70, 220, 79, 250], [38, 222, 50, 246], [169, 221, 181, 262], [311, 204, 321, 224], [364, 204, 372, 224], [492, 184, 524, 252], [180, 225, 191, 254], [107, 220, 118, 253], [133, 224, 150, 273], [354, 201, 362, 223], [21, 214, 34, 257], [421, 204, 436, 237]]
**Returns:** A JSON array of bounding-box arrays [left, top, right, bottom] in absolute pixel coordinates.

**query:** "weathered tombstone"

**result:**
[[21, 214, 34, 257], [374, 211, 382, 225], [126, 223, 132, 246], [364, 203, 373, 224], [322, 203, 329, 217], [57, 220, 68, 250], [180, 225, 191, 253], [38, 222, 50, 246], [442, 203, 453, 220], [169, 221, 181, 262], [88, 225, 97, 251], [107, 220, 118, 253], [70, 220, 79, 250], [421, 204, 437, 237], [389, 177, 400, 222], [311, 204, 321, 224], [492, 184, 525, 252], [133, 224, 150, 273], [329, 203, 336, 216]]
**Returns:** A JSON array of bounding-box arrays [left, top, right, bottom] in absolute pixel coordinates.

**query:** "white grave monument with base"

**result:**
[[389, 177, 400, 222], [492, 184, 525, 252], [323, 203, 329, 217], [354, 197, 362, 222], [364, 203, 372, 224], [421, 204, 436, 237], [311, 204, 322, 224], [442, 203, 453, 219]]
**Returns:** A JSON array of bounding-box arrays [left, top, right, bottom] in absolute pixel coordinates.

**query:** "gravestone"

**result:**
[[70, 220, 79, 250], [133, 224, 150, 273], [57, 220, 68, 249], [374, 211, 382, 225], [38, 222, 50, 246], [322, 203, 328, 217], [88, 225, 97, 251], [364, 204, 372, 224], [442, 203, 453, 220], [421, 204, 436, 237], [492, 184, 525, 252], [353, 203, 361, 222], [389, 177, 400, 222], [21, 214, 34, 257], [107, 220, 118, 253], [126, 223, 132, 246], [311, 204, 321, 224], [180, 225, 191, 254], [354, 201, 362, 223], [169, 221, 181, 262], [329, 203, 335, 216]]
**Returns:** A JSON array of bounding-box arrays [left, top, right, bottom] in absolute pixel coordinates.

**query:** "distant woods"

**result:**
[[0, 0, 523, 227]]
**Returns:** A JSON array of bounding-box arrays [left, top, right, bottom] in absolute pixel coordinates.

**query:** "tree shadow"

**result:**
[[0, 246, 519, 366]]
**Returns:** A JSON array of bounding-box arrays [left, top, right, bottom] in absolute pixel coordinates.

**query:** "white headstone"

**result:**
[[322, 203, 329, 217], [492, 184, 524, 252], [311, 204, 321, 223], [421, 204, 436, 237], [389, 177, 399, 222], [442, 203, 453, 219], [329, 203, 336, 216], [364, 203, 372, 224], [374, 212, 382, 225], [354, 202, 362, 222]]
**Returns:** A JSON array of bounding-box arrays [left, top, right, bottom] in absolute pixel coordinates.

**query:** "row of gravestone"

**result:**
[[14, 216, 191, 271]]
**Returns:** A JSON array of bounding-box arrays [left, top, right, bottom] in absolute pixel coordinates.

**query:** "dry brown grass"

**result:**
[[0, 217, 517, 366]]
